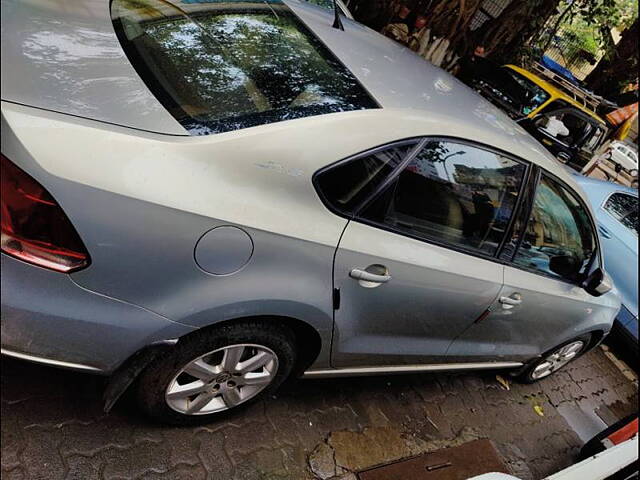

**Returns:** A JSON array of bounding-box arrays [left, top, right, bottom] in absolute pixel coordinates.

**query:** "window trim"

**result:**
[[314, 136, 533, 262], [506, 167, 603, 286], [498, 166, 540, 262], [600, 191, 639, 237]]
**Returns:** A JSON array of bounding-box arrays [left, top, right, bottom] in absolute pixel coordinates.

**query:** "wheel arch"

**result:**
[[103, 314, 325, 412]]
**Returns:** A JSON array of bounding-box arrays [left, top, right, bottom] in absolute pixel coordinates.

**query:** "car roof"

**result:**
[[504, 65, 606, 125], [0, 0, 584, 188], [0, 0, 188, 135]]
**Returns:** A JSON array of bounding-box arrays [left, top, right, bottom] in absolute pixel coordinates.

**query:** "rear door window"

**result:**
[[111, 0, 377, 135], [314, 142, 417, 215]]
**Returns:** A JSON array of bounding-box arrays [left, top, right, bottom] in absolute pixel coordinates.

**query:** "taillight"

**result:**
[[1, 154, 89, 272]]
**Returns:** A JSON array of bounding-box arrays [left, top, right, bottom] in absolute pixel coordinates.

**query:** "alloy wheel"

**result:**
[[531, 340, 584, 380], [165, 343, 279, 415]]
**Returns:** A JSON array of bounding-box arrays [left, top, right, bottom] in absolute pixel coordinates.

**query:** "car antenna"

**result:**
[[332, 0, 344, 30]]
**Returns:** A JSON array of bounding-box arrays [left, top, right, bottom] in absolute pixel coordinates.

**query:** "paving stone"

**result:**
[[330, 473, 358, 480], [1, 468, 27, 480], [329, 426, 418, 471], [163, 430, 201, 466], [102, 440, 172, 479], [308, 406, 361, 436], [58, 419, 136, 456], [281, 444, 316, 480], [1, 349, 636, 480], [195, 431, 235, 479], [0, 406, 24, 471], [64, 455, 102, 480], [143, 464, 208, 480], [412, 377, 445, 403], [21, 428, 65, 480], [221, 421, 278, 456], [308, 442, 337, 479]]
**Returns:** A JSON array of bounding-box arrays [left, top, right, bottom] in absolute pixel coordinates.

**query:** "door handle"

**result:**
[[598, 225, 612, 239], [499, 293, 522, 309], [349, 268, 391, 284]]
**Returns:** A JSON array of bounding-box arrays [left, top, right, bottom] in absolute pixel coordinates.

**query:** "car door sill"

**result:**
[[302, 361, 523, 378]]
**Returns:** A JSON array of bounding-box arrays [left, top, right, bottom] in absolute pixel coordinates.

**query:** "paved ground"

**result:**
[[1, 345, 637, 480]]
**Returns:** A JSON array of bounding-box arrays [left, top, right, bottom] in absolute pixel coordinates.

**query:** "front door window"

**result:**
[[513, 175, 597, 283]]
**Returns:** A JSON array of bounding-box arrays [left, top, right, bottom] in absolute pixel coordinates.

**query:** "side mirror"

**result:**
[[582, 268, 613, 297], [549, 255, 580, 281]]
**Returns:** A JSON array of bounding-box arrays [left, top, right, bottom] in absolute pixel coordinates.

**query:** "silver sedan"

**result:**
[[1, 0, 619, 424]]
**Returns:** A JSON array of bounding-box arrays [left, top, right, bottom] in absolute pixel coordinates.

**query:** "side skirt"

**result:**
[[302, 361, 523, 378]]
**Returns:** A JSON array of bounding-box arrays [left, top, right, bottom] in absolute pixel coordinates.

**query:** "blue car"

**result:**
[[574, 176, 638, 355]]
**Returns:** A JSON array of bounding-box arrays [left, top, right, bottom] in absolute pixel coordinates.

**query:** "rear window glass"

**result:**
[[111, 0, 377, 135]]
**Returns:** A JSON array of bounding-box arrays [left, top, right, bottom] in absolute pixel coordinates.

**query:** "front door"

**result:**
[[327, 139, 529, 367], [447, 173, 613, 362]]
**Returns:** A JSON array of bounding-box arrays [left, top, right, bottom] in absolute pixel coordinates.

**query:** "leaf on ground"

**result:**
[[496, 375, 510, 391], [533, 405, 545, 417]]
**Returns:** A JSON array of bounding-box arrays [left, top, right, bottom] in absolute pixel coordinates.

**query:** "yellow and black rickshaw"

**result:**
[[462, 59, 615, 172]]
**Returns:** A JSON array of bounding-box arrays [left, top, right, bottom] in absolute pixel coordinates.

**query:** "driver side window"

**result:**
[[535, 111, 590, 147], [513, 175, 597, 282]]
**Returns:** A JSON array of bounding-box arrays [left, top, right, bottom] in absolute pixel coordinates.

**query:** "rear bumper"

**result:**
[[1, 254, 196, 374]]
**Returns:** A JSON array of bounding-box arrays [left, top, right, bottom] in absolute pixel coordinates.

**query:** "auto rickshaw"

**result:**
[[462, 58, 612, 172]]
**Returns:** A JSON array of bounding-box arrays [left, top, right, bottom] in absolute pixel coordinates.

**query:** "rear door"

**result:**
[[448, 172, 611, 362], [317, 138, 529, 367]]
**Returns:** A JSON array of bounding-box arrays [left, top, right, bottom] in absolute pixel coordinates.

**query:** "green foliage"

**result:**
[[550, 0, 637, 63]]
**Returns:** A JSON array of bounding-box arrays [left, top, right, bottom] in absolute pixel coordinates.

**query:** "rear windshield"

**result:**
[[111, 0, 377, 135]]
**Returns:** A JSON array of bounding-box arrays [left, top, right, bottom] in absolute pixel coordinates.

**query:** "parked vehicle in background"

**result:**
[[1, 0, 619, 425], [580, 414, 639, 461], [605, 141, 639, 175], [574, 175, 638, 357], [461, 58, 609, 172], [469, 422, 638, 480]]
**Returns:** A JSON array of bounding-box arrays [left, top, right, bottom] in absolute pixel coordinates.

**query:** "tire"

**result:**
[[515, 334, 592, 384], [135, 320, 296, 425]]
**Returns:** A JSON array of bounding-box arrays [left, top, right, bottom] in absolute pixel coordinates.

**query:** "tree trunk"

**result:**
[[471, 0, 560, 62], [584, 18, 639, 98], [350, 0, 561, 65]]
